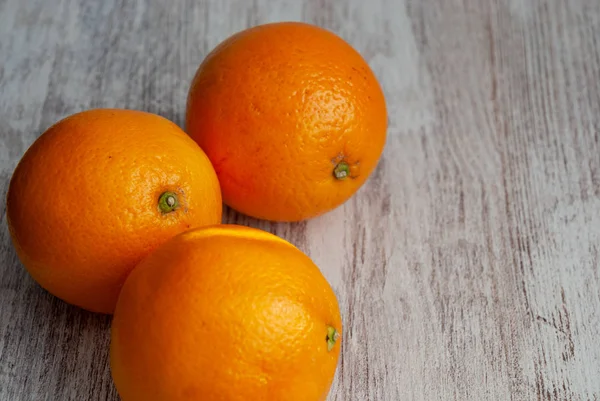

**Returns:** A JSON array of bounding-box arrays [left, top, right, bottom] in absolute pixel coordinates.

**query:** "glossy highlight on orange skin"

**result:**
[[111, 224, 342, 401], [186, 22, 388, 222], [6, 109, 222, 313]]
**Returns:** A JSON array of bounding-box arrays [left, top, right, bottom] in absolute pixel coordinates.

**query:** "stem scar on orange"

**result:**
[[110, 224, 342, 401], [186, 22, 388, 222], [6, 109, 223, 313]]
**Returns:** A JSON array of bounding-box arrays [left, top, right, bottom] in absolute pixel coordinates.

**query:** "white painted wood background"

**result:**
[[1, 0, 599, 400]]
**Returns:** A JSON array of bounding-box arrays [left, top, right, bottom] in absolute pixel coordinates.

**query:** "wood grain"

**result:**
[[1, 0, 599, 400]]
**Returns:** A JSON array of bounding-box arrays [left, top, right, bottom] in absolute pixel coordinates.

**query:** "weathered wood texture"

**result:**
[[1, 0, 599, 400]]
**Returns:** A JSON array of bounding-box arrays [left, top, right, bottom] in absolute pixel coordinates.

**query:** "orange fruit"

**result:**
[[110, 224, 342, 401], [6, 109, 222, 314], [186, 22, 387, 222]]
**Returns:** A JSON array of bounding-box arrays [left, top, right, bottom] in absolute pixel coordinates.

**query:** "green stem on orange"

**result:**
[[326, 326, 340, 352], [158, 191, 179, 214], [333, 161, 350, 180]]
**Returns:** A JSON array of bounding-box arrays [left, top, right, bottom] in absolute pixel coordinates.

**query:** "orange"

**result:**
[[186, 22, 387, 222], [110, 224, 342, 401], [6, 109, 222, 314]]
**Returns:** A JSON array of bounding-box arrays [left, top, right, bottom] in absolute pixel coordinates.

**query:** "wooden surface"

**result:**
[[1, 0, 599, 400]]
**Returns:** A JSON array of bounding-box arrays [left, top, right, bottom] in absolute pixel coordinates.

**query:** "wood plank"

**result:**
[[0, 0, 598, 400]]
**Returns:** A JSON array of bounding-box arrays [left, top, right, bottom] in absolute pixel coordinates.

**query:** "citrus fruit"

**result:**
[[6, 109, 222, 313], [110, 224, 342, 401], [186, 21, 387, 222]]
